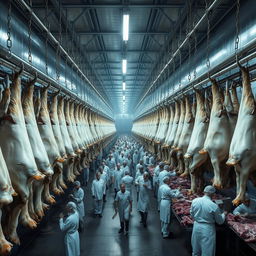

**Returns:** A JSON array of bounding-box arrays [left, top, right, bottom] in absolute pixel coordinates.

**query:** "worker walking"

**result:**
[[114, 163, 123, 197], [70, 181, 85, 230], [114, 184, 133, 235], [190, 185, 226, 256], [59, 202, 80, 256], [121, 170, 134, 194], [160, 177, 180, 238], [91, 172, 104, 217], [136, 172, 152, 227]]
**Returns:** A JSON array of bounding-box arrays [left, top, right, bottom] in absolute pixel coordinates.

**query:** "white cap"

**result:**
[[74, 181, 80, 187], [204, 185, 216, 194], [67, 201, 77, 211], [164, 165, 170, 171]]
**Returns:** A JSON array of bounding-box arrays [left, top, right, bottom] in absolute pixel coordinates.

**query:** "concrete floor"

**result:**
[[16, 179, 191, 256]]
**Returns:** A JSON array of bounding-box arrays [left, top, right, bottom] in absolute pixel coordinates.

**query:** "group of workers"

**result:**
[[58, 136, 256, 256]]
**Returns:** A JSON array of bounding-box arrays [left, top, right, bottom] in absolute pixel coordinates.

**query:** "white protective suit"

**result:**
[[100, 171, 108, 195], [91, 179, 104, 214], [190, 195, 225, 256], [59, 211, 80, 256], [137, 176, 152, 213], [160, 184, 180, 237], [121, 175, 134, 193], [114, 169, 123, 191], [106, 158, 116, 178], [121, 165, 130, 176], [72, 188, 85, 220], [115, 190, 132, 221]]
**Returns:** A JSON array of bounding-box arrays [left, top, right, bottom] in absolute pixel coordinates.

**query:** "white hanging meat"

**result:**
[[22, 77, 54, 219], [167, 101, 180, 166], [176, 96, 195, 176], [226, 64, 256, 205], [162, 105, 174, 162], [0, 68, 44, 244], [37, 87, 64, 196], [199, 79, 236, 188], [0, 137, 14, 255], [184, 90, 210, 193], [49, 92, 67, 192]]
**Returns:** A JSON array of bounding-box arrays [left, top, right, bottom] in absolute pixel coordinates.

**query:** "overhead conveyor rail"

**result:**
[[0, 0, 113, 119]]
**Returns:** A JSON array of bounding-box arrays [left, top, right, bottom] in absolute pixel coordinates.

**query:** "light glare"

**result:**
[[123, 14, 129, 41], [122, 59, 127, 74]]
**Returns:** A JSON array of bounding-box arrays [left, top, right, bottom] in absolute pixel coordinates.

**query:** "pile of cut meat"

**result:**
[[227, 214, 256, 242], [170, 176, 225, 227], [169, 176, 191, 190]]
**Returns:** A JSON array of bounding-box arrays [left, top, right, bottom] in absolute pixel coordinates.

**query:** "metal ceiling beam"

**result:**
[[52, 31, 169, 35], [92, 61, 153, 64], [47, 0, 112, 109], [33, 3, 231, 9], [33, 3, 186, 8], [87, 50, 159, 53]]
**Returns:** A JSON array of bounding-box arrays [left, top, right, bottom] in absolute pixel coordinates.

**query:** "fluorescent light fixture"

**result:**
[[122, 82, 126, 91], [122, 59, 127, 74], [123, 95, 125, 101], [123, 14, 129, 41]]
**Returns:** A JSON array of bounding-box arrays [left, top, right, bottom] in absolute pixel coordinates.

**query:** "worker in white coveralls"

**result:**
[[157, 165, 173, 211], [114, 163, 123, 197], [190, 185, 226, 256], [135, 164, 144, 201], [70, 181, 85, 230], [136, 172, 152, 227], [99, 166, 108, 202], [59, 202, 80, 256], [233, 193, 256, 217], [160, 177, 181, 238], [121, 170, 134, 194], [114, 183, 133, 235], [91, 172, 104, 217]]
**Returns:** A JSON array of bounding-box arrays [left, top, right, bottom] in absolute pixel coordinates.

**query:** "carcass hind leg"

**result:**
[[211, 158, 223, 189], [33, 180, 45, 219], [42, 179, 56, 205], [233, 165, 249, 206], [0, 208, 13, 255], [20, 200, 37, 229]]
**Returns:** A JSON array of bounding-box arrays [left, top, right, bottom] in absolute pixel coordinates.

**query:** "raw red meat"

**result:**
[[181, 216, 194, 226], [227, 214, 256, 242]]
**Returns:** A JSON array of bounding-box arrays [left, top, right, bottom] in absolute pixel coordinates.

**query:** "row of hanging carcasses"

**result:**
[[0, 66, 116, 255], [132, 63, 256, 208]]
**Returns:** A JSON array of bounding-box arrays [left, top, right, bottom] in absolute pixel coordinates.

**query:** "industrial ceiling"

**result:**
[[27, 0, 235, 116]]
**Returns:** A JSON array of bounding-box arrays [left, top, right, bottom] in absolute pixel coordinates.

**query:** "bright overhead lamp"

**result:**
[[122, 82, 126, 91], [123, 14, 129, 41], [123, 95, 125, 101], [122, 59, 127, 74]]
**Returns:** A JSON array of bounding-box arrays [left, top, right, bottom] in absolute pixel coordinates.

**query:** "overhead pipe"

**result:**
[[134, 49, 256, 121], [134, 0, 256, 119], [14, 0, 112, 114], [0, 53, 114, 122], [135, 0, 222, 111]]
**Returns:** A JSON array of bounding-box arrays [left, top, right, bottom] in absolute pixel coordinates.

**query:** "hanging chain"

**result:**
[[193, 32, 197, 79], [45, 0, 49, 75], [28, 0, 33, 63], [235, 0, 240, 62], [188, 39, 191, 81], [6, 0, 12, 59], [179, 49, 182, 87], [56, 2, 61, 81], [205, 0, 211, 76]]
